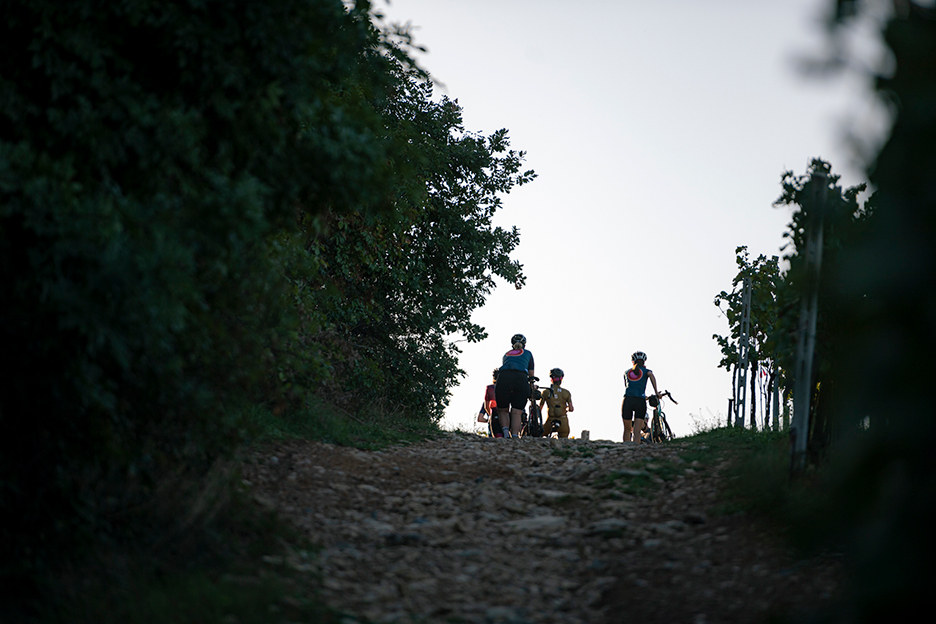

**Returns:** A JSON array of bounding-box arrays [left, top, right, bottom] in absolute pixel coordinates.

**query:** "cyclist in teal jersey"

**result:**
[[622, 351, 661, 443], [495, 333, 534, 438]]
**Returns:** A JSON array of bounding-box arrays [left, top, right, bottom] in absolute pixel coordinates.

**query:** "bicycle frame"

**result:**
[[649, 390, 677, 443], [519, 376, 544, 438]]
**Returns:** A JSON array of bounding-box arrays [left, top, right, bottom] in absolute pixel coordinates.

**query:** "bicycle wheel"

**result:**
[[650, 411, 665, 443], [527, 405, 544, 437]]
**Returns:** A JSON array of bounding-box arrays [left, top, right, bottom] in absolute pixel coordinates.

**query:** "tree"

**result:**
[[771, 158, 869, 459], [0, 0, 456, 582], [0, 4, 538, 598], [714, 157, 868, 438], [714, 246, 783, 429], [818, 2, 936, 619], [293, 76, 534, 420]]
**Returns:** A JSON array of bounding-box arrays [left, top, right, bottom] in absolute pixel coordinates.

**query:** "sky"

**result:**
[[377, 0, 885, 442]]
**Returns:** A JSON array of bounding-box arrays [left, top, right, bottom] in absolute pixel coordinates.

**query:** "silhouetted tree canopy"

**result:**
[[0, 0, 533, 589], [823, 1, 936, 619]]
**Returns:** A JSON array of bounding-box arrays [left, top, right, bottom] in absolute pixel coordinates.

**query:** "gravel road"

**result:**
[[242, 432, 842, 623]]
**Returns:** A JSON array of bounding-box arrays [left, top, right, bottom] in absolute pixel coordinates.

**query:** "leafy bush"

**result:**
[[0, 0, 438, 596], [1, 6, 533, 612]]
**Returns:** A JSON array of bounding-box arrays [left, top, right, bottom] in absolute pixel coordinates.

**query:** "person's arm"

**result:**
[[648, 371, 661, 397], [567, 390, 574, 412], [484, 387, 495, 416]]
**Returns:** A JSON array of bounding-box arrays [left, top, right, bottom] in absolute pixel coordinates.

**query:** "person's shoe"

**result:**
[[502, 427, 511, 438]]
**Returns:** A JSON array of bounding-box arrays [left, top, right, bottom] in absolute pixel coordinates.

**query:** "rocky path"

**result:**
[[242, 432, 842, 624]]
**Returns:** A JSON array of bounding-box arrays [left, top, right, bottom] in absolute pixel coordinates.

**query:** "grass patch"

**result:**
[[595, 469, 657, 497], [245, 396, 443, 450], [550, 445, 597, 459], [592, 457, 684, 497], [676, 425, 839, 553], [27, 483, 342, 624], [18, 399, 446, 622], [57, 566, 337, 624], [674, 425, 777, 466], [642, 458, 684, 482], [727, 434, 836, 551]]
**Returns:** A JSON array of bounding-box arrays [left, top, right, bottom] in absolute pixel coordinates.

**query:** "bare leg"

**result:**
[[498, 408, 510, 437], [634, 418, 646, 444], [623, 419, 633, 443], [510, 408, 523, 437]]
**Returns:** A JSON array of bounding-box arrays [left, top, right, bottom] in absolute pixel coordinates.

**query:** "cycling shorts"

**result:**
[[494, 369, 531, 411], [621, 395, 648, 421]]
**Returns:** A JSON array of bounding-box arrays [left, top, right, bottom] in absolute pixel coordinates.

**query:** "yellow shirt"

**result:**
[[541, 385, 572, 417]]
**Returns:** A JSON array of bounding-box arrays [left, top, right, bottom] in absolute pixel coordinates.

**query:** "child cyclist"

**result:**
[[622, 351, 661, 443], [539, 368, 574, 438]]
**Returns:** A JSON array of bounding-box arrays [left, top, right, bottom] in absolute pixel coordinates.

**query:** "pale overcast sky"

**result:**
[[378, 0, 883, 441]]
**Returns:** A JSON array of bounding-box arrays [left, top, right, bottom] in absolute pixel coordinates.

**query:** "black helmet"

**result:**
[[549, 367, 564, 378], [648, 395, 659, 407], [511, 333, 527, 347], [632, 351, 647, 363]]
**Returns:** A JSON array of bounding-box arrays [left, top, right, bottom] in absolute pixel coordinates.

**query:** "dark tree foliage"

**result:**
[[771, 158, 869, 456], [821, 1, 936, 620], [714, 160, 868, 435], [0, 0, 532, 603], [302, 78, 533, 420], [0, 0, 385, 559], [714, 246, 783, 429]]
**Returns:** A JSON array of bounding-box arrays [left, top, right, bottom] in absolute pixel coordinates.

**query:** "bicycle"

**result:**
[[519, 376, 544, 438], [648, 390, 677, 443]]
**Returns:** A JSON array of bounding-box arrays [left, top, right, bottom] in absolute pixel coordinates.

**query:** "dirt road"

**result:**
[[242, 432, 841, 623]]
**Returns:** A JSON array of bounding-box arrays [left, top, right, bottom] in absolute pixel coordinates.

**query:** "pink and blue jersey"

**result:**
[[624, 365, 652, 397], [501, 348, 534, 373]]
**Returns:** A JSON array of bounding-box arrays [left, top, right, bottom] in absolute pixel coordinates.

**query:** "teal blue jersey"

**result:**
[[624, 365, 652, 397], [501, 348, 534, 373]]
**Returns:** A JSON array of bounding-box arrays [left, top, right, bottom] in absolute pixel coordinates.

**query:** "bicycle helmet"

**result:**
[[648, 395, 659, 407], [632, 351, 647, 363], [549, 367, 564, 378], [511, 333, 527, 347]]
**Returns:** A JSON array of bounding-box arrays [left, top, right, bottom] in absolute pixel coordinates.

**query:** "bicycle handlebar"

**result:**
[[659, 390, 678, 404]]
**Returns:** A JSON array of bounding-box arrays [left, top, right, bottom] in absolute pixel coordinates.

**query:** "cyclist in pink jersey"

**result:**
[[622, 351, 661, 443], [494, 333, 534, 438]]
